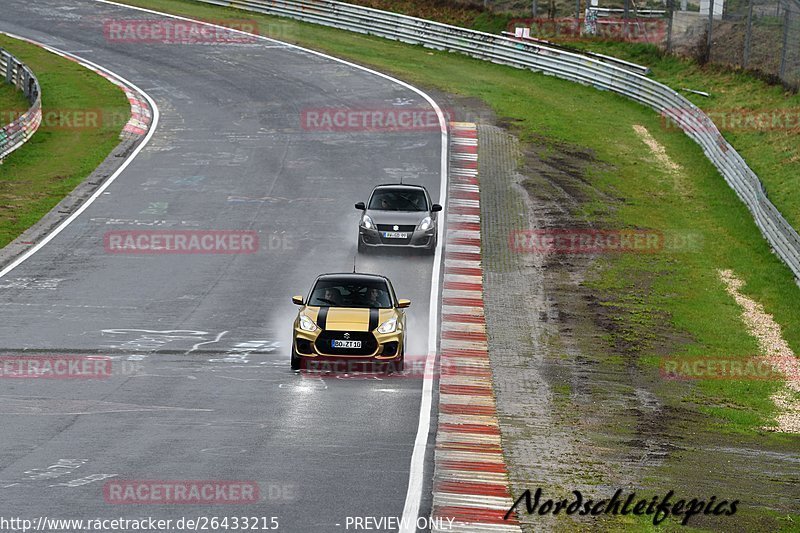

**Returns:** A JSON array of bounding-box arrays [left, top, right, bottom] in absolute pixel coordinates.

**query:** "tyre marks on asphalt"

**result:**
[[431, 123, 522, 532]]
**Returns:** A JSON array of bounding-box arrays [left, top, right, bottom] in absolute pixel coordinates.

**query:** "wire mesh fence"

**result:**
[[457, 0, 800, 89]]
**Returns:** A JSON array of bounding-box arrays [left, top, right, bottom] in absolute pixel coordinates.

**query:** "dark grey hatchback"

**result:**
[[355, 184, 442, 253]]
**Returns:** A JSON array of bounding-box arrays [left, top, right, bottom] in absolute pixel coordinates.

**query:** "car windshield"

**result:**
[[368, 189, 427, 211], [309, 279, 393, 308]]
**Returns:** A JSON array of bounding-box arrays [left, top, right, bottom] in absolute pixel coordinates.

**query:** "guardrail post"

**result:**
[[779, 2, 790, 79], [706, 0, 715, 63], [5, 58, 14, 84], [21, 69, 30, 98], [0, 51, 8, 80], [667, 0, 674, 53], [743, 0, 754, 68]]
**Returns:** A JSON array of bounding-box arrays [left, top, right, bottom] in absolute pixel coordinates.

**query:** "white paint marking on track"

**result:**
[[186, 330, 229, 355]]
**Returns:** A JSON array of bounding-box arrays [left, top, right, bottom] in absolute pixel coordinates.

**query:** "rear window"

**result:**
[[368, 189, 428, 212], [309, 279, 393, 308]]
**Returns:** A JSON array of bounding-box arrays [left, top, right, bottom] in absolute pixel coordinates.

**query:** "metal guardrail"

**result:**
[[500, 31, 651, 75], [195, 0, 800, 279], [0, 48, 42, 162]]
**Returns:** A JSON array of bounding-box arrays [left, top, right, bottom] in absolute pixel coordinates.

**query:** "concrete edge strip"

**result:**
[[432, 122, 522, 532], [0, 32, 157, 275]]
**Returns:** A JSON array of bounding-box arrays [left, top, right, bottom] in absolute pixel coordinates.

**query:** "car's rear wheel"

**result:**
[[291, 345, 302, 370]]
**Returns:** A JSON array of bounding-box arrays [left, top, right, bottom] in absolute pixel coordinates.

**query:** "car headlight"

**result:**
[[418, 216, 433, 231], [377, 316, 397, 334], [361, 214, 374, 230], [299, 314, 318, 332]]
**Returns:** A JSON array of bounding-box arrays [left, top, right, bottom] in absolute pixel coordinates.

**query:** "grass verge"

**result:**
[[0, 34, 129, 248], [0, 80, 30, 122]]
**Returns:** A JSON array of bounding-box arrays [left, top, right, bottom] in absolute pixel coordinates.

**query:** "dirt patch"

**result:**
[[719, 268, 800, 433], [632, 124, 694, 200]]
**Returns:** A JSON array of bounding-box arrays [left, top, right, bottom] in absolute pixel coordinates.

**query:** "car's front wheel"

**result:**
[[425, 235, 437, 255], [291, 345, 302, 370], [387, 348, 404, 373], [357, 238, 367, 254]]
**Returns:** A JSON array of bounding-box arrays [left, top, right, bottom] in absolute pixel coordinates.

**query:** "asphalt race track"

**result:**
[[0, 1, 445, 530]]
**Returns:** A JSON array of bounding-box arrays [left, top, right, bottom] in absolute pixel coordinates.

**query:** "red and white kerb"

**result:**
[[431, 123, 522, 532]]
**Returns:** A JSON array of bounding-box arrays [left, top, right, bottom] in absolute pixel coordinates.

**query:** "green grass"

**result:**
[[0, 35, 129, 248], [111, 0, 800, 436], [0, 80, 30, 122]]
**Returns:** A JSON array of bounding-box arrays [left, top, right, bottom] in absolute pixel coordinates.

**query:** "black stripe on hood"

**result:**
[[317, 307, 329, 329]]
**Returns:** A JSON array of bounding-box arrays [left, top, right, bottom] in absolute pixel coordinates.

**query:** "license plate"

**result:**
[[332, 339, 362, 349], [382, 232, 408, 239]]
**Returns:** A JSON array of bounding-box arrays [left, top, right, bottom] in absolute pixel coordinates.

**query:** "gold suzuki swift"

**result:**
[[291, 273, 410, 371]]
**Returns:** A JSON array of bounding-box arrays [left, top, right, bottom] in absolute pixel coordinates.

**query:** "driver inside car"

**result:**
[[364, 287, 389, 308], [315, 287, 342, 306]]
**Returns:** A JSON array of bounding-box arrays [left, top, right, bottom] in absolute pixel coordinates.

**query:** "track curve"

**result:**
[[0, 2, 445, 530]]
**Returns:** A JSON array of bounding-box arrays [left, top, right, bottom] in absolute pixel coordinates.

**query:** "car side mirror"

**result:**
[[291, 295, 304, 305], [397, 299, 411, 308], [431, 204, 443, 212], [355, 202, 366, 210]]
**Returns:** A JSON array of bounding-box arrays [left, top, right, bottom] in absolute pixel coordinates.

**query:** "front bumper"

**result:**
[[293, 326, 404, 362], [359, 227, 435, 249]]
